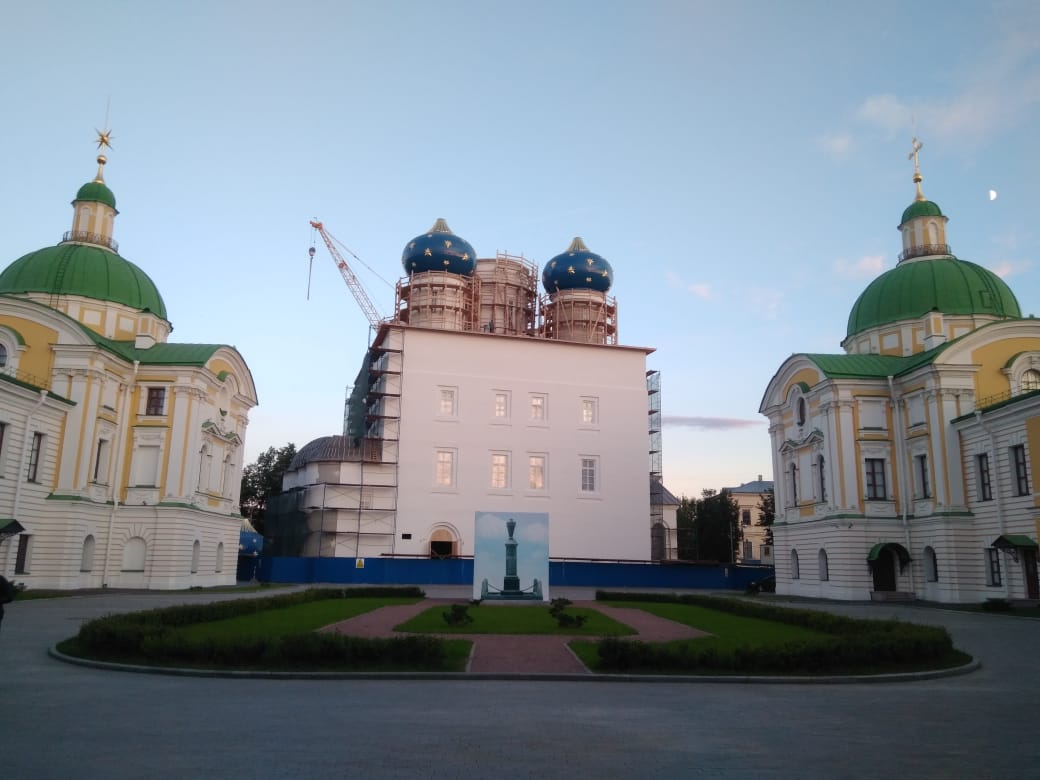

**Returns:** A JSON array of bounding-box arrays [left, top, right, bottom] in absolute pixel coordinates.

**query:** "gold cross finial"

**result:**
[[908, 137, 925, 201]]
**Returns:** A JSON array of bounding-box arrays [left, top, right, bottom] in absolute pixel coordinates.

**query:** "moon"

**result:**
[[989, 190, 998, 201]]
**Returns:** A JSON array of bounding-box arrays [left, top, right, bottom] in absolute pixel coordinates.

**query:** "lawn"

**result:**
[[394, 603, 638, 636]]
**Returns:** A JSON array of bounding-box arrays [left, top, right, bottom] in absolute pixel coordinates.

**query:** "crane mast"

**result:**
[[309, 220, 383, 328]]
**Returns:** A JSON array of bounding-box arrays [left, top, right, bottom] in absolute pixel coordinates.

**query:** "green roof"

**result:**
[[0, 243, 167, 319], [992, 534, 1038, 549], [847, 257, 1020, 339], [803, 345, 946, 380], [900, 199, 942, 224], [75, 181, 117, 210], [87, 332, 223, 366]]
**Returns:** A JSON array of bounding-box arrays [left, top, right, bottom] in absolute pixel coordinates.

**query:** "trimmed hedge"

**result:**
[[72, 586, 444, 669], [593, 591, 959, 674]]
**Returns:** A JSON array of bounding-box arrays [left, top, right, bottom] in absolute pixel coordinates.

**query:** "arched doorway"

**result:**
[[868, 542, 911, 592], [429, 528, 456, 559]]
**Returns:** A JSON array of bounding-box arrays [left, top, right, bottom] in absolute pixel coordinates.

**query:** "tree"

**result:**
[[676, 495, 697, 560], [756, 488, 775, 546], [240, 443, 296, 534], [676, 489, 740, 563]]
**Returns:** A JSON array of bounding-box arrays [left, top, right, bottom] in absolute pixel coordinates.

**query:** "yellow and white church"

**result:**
[[0, 134, 257, 589], [761, 144, 1040, 603]]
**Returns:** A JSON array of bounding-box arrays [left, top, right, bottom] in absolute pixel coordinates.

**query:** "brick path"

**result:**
[[322, 600, 709, 674]]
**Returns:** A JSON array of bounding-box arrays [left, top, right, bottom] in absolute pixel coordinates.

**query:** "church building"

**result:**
[[760, 143, 1040, 603], [0, 133, 257, 589]]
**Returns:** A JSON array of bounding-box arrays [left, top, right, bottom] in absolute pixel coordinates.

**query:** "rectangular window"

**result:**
[[865, 458, 886, 500], [145, 387, 166, 416], [132, 445, 161, 487], [580, 397, 598, 425], [987, 547, 1002, 586], [580, 456, 598, 493], [438, 387, 457, 417], [915, 454, 930, 498], [493, 391, 510, 420], [528, 454, 546, 490], [977, 453, 993, 501], [742, 540, 753, 560], [93, 439, 110, 483], [529, 393, 546, 422], [1011, 444, 1030, 496], [741, 509, 751, 526], [27, 432, 43, 482], [435, 449, 455, 487], [0, 421, 6, 460], [14, 534, 31, 574], [490, 452, 510, 489]]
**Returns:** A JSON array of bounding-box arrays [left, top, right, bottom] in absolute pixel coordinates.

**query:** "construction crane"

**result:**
[[309, 220, 384, 328]]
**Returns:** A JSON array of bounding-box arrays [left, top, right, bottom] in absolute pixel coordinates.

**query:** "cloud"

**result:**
[[834, 254, 885, 278], [663, 416, 764, 431], [666, 271, 713, 300], [819, 132, 853, 158], [747, 288, 784, 320], [989, 259, 1031, 279]]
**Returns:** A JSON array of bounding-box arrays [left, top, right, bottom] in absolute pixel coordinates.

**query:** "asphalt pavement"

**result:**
[[1, 585, 1037, 779]]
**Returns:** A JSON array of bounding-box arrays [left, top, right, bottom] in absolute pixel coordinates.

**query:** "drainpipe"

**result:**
[[7, 389, 48, 574], [101, 360, 139, 587], [975, 409, 1010, 597], [888, 376, 915, 594]]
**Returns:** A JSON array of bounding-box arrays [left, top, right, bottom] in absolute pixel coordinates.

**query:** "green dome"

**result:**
[[75, 181, 117, 210], [0, 243, 167, 319], [847, 257, 1020, 339], [900, 199, 942, 225]]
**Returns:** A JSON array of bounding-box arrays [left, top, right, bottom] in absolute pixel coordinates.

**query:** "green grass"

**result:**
[[177, 597, 419, 641], [395, 603, 638, 636]]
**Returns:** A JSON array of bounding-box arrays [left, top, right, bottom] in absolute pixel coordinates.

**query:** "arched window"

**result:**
[[818, 548, 829, 581], [80, 535, 95, 572], [0, 343, 7, 369], [788, 463, 798, 505], [1023, 369, 1040, 391], [215, 542, 225, 573], [790, 549, 800, 580], [817, 454, 826, 502], [796, 397, 807, 426], [121, 537, 147, 572], [190, 539, 200, 573], [924, 546, 938, 582]]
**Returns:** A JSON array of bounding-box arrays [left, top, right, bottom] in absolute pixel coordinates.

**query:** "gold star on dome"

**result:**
[[424, 248, 432, 257], [567, 265, 576, 274], [586, 258, 595, 266], [444, 239, 452, 249], [461, 253, 469, 261], [585, 276, 592, 282], [95, 127, 114, 151], [601, 270, 609, 277], [443, 259, 450, 266], [550, 261, 557, 268]]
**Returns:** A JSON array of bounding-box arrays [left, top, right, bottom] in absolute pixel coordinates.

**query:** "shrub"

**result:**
[[548, 598, 587, 629], [442, 604, 474, 627]]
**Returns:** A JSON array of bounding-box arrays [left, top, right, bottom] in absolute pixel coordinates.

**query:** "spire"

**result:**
[[567, 237, 590, 253], [908, 136, 925, 202], [94, 127, 114, 183], [66, 127, 119, 251]]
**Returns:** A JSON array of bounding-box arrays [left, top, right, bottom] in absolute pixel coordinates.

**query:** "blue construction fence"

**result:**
[[255, 556, 773, 591]]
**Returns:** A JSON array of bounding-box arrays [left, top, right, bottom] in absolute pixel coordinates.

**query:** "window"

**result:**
[[796, 397, 807, 426], [190, 539, 200, 573], [530, 393, 546, 422], [580, 456, 598, 493], [790, 548, 800, 580], [434, 449, 456, 488], [977, 453, 993, 501], [81, 535, 95, 572], [924, 546, 938, 582], [490, 452, 510, 489], [915, 454, 930, 499], [15, 534, 32, 574], [1011, 444, 1030, 496], [215, 542, 224, 573], [817, 454, 826, 501], [145, 387, 166, 416], [818, 549, 829, 581], [788, 463, 798, 505], [581, 397, 598, 425], [493, 391, 510, 420], [93, 439, 110, 483], [528, 454, 546, 490], [742, 540, 753, 560], [0, 421, 6, 460], [133, 445, 161, 488], [121, 537, 147, 572], [1023, 369, 1040, 391], [0, 343, 6, 368], [438, 387, 457, 417], [27, 432, 43, 482], [986, 547, 1002, 586], [865, 458, 886, 500], [741, 509, 751, 526]]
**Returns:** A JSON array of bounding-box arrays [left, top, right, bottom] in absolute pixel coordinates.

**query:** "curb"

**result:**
[[47, 645, 981, 684]]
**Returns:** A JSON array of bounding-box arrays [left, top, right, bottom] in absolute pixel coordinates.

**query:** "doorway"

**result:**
[[871, 548, 897, 592]]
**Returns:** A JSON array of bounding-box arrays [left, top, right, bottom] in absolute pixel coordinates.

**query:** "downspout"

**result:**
[[888, 376, 915, 593], [975, 409, 1009, 597], [7, 389, 48, 574], [102, 360, 139, 587]]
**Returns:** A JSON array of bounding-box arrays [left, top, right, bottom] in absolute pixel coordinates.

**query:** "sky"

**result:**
[[2, 1, 1039, 499]]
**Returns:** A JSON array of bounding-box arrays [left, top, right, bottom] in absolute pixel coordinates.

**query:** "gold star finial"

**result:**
[[92, 127, 114, 183]]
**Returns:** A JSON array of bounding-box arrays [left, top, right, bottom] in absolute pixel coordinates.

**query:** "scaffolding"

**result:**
[[540, 288, 618, 345], [474, 252, 539, 335], [395, 270, 481, 332]]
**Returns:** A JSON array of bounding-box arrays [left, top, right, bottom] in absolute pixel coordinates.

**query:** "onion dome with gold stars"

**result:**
[[541, 237, 613, 293], [401, 218, 477, 276]]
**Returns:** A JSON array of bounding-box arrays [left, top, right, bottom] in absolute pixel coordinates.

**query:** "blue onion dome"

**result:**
[[541, 237, 613, 293], [401, 218, 477, 276]]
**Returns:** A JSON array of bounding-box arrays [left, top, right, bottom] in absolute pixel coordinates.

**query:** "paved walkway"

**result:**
[[321, 600, 709, 674]]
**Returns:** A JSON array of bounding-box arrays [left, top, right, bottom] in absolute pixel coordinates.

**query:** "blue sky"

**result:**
[[2, 1, 1038, 498]]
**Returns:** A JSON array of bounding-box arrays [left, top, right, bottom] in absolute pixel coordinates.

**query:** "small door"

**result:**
[[872, 548, 897, 592], [1023, 549, 1039, 600]]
